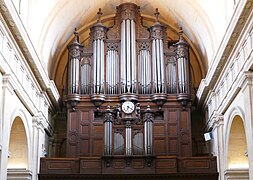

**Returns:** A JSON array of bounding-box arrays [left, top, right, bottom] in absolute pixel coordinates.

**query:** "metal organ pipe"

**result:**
[[106, 42, 119, 94], [150, 9, 166, 94], [166, 56, 176, 94], [121, 21, 126, 92], [81, 57, 91, 94], [90, 9, 107, 94], [125, 121, 132, 155], [144, 107, 154, 155], [67, 30, 82, 95], [119, 3, 137, 94], [104, 109, 113, 155], [176, 29, 189, 94]]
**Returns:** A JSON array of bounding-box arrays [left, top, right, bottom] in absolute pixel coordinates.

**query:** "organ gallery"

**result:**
[[39, 3, 218, 179]]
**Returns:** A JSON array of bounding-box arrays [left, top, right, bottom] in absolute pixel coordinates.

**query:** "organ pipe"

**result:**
[[81, 56, 91, 94], [150, 9, 166, 94], [106, 43, 119, 94], [138, 42, 151, 94], [118, 3, 138, 94], [166, 55, 177, 94], [176, 29, 190, 94], [144, 106, 154, 155], [91, 9, 107, 94], [104, 106, 113, 155], [67, 30, 83, 95], [125, 121, 132, 155], [66, 29, 84, 109]]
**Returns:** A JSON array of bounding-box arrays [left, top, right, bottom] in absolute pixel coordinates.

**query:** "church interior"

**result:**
[[0, 0, 252, 179]]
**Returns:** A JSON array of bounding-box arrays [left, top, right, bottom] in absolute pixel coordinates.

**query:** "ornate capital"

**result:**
[[117, 3, 139, 21]]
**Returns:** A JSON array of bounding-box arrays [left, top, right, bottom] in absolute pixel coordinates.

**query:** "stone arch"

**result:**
[[225, 108, 248, 169], [7, 109, 32, 171], [7, 116, 29, 169]]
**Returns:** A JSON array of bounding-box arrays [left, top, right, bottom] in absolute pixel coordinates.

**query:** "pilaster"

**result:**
[[212, 115, 225, 180], [0, 74, 14, 180], [240, 71, 253, 179]]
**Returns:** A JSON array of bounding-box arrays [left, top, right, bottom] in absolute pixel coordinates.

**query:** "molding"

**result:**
[[224, 169, 249, 179]]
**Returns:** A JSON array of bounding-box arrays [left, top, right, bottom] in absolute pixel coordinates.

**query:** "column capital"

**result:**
[[239, 71, 253, 90], [213, 115, 224, 129]]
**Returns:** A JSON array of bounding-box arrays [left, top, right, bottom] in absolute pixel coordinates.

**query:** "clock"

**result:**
[[122, 101, 135, 114]]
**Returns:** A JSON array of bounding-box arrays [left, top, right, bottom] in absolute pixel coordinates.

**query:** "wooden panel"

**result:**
[[180, 111, 189, 130], [168, 138, 178, 154], [80, 139, 89, 155], [82, 111, 89, 122], [155, 157, 177, 173], [178, 157, 217, 173], [69, 111, 77, 129], [93, 125, 103, 135], [154, 138, 166, 154], [113, 159, 125, 169], [92, 139, 103, 155], [132, 159, 144, 169], [168, 110, 178, 123], [80, 158, 101, 174], [40, 158, 79, 174], [168, 123, 177, 136], [154, 125, 165, 136], [80, 125, 89, 136]]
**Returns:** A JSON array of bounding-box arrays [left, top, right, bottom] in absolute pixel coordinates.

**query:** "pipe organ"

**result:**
[[39, 3, 217, 180], [66, 4, 191, 100]]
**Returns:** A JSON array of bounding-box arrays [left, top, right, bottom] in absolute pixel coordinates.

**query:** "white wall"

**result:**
[[0, 8, 52, 180]]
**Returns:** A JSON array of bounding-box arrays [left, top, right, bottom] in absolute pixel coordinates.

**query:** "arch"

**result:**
[[7, 116, 29, 169], [225, 109, 249, 169], [7, 109, 32, 170]]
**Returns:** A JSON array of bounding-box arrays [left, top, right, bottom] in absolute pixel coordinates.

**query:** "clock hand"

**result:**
[[127, 105, 133, 110]]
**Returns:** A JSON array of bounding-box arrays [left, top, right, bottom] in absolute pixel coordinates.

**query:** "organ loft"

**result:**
[[39, 3, 218, 179]]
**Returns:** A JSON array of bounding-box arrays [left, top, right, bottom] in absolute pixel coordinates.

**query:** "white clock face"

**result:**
[[122, 101, 135, 114]]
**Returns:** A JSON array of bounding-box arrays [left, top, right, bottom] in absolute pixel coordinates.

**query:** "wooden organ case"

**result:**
[[39, 3, 218, 180]]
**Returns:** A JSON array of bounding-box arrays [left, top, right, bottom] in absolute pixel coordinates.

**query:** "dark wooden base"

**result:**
[[39, 173, 218, 180], [39, 156, 218, 180]]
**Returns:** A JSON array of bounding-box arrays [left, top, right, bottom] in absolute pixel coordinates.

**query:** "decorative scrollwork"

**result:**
[[69, 49, 80, 58], [107, 43, 118, 51], [138, 42, 150, 51], [177, 47, 188, 59], [81, 56, 91, 66]]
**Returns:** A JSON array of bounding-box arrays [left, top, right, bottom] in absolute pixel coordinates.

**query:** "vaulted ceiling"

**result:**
[[10, 0, 239, 92]]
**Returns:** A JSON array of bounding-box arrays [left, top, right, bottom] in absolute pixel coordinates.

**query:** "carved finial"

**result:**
[[179, 27, 183, 41], [154, 8, 160, 22], [107, 99, 111, 111], [146, 105, 151, 112], [73, 28, 79, 43], [97, 8, 103, 23]]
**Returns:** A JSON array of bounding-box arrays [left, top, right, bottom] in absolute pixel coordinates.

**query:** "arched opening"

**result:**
[[228, 115, 248, 169], [7, 117, 28, 169]]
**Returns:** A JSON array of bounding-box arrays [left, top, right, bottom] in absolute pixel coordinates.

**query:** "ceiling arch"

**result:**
[[24, 0, 234, 79]]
